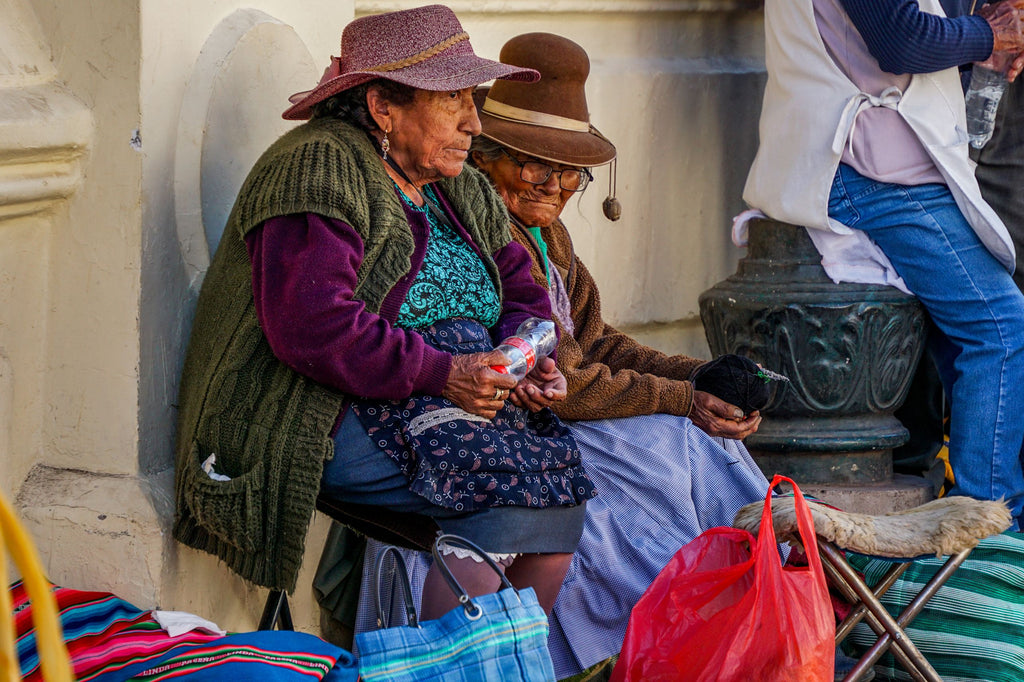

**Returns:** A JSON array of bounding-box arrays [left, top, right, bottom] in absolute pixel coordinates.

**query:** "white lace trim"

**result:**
[[407, 407, 490, 437], [436, 538, 518, 563]]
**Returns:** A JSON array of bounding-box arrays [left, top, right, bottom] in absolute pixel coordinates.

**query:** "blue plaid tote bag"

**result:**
[[354, 534, 556, 681]]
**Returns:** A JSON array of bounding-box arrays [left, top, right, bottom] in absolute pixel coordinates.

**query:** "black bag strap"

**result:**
[[431, 534, 516, 620], [373, 545, 419, 629]]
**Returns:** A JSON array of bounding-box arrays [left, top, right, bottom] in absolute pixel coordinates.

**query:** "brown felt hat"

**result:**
[[477, 33, 616, 167]]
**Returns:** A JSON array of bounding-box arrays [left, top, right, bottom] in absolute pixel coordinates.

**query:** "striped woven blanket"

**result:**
[[846, 531, 1024, 681], [12, 581, 357, 681]]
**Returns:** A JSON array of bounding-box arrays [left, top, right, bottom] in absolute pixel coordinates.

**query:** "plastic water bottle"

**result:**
[[965, 65, 1008, 149], [491, 318, 557, 381]]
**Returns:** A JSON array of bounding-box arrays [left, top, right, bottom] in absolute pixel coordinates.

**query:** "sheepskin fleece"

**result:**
[[733, 496, 1011, 558]]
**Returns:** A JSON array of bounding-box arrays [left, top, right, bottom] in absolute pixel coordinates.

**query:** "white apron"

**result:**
[[742, 0, 1014, 290]]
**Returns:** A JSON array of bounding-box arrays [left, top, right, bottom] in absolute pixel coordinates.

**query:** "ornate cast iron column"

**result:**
[[699, 218, 927, 485]]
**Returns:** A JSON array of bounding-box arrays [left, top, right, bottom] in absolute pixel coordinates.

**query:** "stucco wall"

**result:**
[[26, 0, 141, 479], [0, 0, 95, 498]]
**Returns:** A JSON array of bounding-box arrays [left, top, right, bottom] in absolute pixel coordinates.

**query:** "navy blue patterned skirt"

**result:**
[[321, 319, 592, 553]]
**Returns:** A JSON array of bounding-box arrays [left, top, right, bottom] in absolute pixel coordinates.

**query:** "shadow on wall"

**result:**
[[645, 64, 766, 305], [140, 9, 319, 478]]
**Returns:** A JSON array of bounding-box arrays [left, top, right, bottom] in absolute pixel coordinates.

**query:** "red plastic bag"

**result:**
[[610, 475, 834, 682]]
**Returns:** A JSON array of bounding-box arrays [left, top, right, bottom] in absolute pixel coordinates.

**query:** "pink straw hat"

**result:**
[[283, 5, 540, 120]]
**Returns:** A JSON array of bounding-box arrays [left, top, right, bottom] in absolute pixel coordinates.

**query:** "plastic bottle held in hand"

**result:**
[[491, 318, 557, 381], [965, 65, 1008, 149]]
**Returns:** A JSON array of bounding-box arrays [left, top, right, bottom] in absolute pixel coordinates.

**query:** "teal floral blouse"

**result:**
[[395, 184, 501, 329]]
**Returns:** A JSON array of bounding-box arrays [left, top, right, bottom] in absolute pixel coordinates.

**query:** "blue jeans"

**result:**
[[829, 164, 1024, 524]]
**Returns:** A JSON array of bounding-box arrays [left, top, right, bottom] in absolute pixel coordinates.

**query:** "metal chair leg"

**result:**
[[833, 560, 912, 644], [824, 557, 924, 681], [258, 589, 294, 631], [829, 571, 929, 680], [819, 541, 943, 682], [850, 548, 972, 682], [278, 591, 294, 630]]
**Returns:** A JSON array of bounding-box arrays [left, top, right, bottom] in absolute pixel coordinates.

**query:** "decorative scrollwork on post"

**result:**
[[699, 219, 927, 484]]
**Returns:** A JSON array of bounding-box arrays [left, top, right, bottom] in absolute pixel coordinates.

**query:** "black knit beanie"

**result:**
[[691, 354, 784, 414]]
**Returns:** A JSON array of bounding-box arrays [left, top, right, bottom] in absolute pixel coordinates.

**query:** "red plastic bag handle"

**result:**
[[756, 474, 825, 578]]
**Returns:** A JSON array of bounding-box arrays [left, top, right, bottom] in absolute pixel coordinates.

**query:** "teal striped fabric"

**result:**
[[355, 585, 555, 681], [846, 531, 1024, 681]]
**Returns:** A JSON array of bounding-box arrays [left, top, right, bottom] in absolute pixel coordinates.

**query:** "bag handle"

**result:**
[[757, 474, 825, 577], [372, 545, 420, 629], [0, 490, 73, 682], [431, 534, 516, 620]]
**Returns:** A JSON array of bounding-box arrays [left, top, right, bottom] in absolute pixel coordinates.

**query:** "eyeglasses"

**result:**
[[500, 148, 593, 192]]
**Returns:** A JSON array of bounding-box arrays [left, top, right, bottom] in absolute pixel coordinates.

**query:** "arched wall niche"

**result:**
[[175, 9, 317, 293]]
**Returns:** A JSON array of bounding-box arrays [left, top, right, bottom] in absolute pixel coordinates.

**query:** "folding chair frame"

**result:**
[[822, 538, 975, 682]]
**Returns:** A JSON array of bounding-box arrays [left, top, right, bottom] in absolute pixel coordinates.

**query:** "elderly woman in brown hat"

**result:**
[[173, 7, 596, 622], [467, 33, 773, 677]]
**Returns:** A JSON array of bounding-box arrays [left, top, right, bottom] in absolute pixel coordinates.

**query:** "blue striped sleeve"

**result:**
[[840, 0, 993, 73]]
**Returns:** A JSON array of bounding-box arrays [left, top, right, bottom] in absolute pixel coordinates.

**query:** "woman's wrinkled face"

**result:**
[[385, 87, 481, 184], [473, 148, 575, 228]]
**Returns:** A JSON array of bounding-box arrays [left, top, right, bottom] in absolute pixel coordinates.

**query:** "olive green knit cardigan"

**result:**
[[173, 118, 512, 592]]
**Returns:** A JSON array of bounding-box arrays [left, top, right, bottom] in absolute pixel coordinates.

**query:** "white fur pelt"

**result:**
[[732, 495, 1012, 558]]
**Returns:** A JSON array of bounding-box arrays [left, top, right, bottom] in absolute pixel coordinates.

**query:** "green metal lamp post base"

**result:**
[[699, 218, 927, 490]]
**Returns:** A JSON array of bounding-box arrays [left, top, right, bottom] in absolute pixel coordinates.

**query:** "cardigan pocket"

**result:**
[[181, 434, 268, 555]]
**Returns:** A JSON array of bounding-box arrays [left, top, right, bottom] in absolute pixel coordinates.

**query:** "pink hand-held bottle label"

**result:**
[[492, 336, 536, 374]]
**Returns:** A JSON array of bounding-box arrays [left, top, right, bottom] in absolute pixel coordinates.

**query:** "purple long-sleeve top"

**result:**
[[245, 190, 552, 401]]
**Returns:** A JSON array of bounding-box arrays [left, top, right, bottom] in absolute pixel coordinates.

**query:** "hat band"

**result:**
[[482, 98, 591, 133], [364, 32, 470, 73]]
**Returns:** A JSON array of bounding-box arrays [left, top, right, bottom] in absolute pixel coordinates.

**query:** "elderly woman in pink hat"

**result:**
[[467, 33, 773, 678], [173, 6, 595, 622]]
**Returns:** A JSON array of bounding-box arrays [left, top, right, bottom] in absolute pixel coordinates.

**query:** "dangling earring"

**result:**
[[381, 125, 391, 160]]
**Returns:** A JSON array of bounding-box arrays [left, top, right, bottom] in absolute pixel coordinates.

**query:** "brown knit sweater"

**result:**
[[511, 220, 705, 421]]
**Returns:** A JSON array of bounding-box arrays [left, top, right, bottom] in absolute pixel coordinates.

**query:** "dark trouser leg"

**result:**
[[973, 76, 1024, 294]]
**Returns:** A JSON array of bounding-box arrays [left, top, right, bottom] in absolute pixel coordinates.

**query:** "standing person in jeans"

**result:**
[[743, 0, 1024, 526], [896, 0, 1024, 483]]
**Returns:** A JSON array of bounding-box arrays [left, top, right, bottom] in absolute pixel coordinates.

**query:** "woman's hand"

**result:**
[[689, 390, 762, 440], [442, 350, 518, 419], [1008, 51, 1024, 81], [981, 1, 1024, 59], [510, 357, 568, 412]]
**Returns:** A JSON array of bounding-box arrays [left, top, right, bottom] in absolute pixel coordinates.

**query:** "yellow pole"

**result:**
[[0, 492, 73, 681], [0, 520, 19, 682]]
